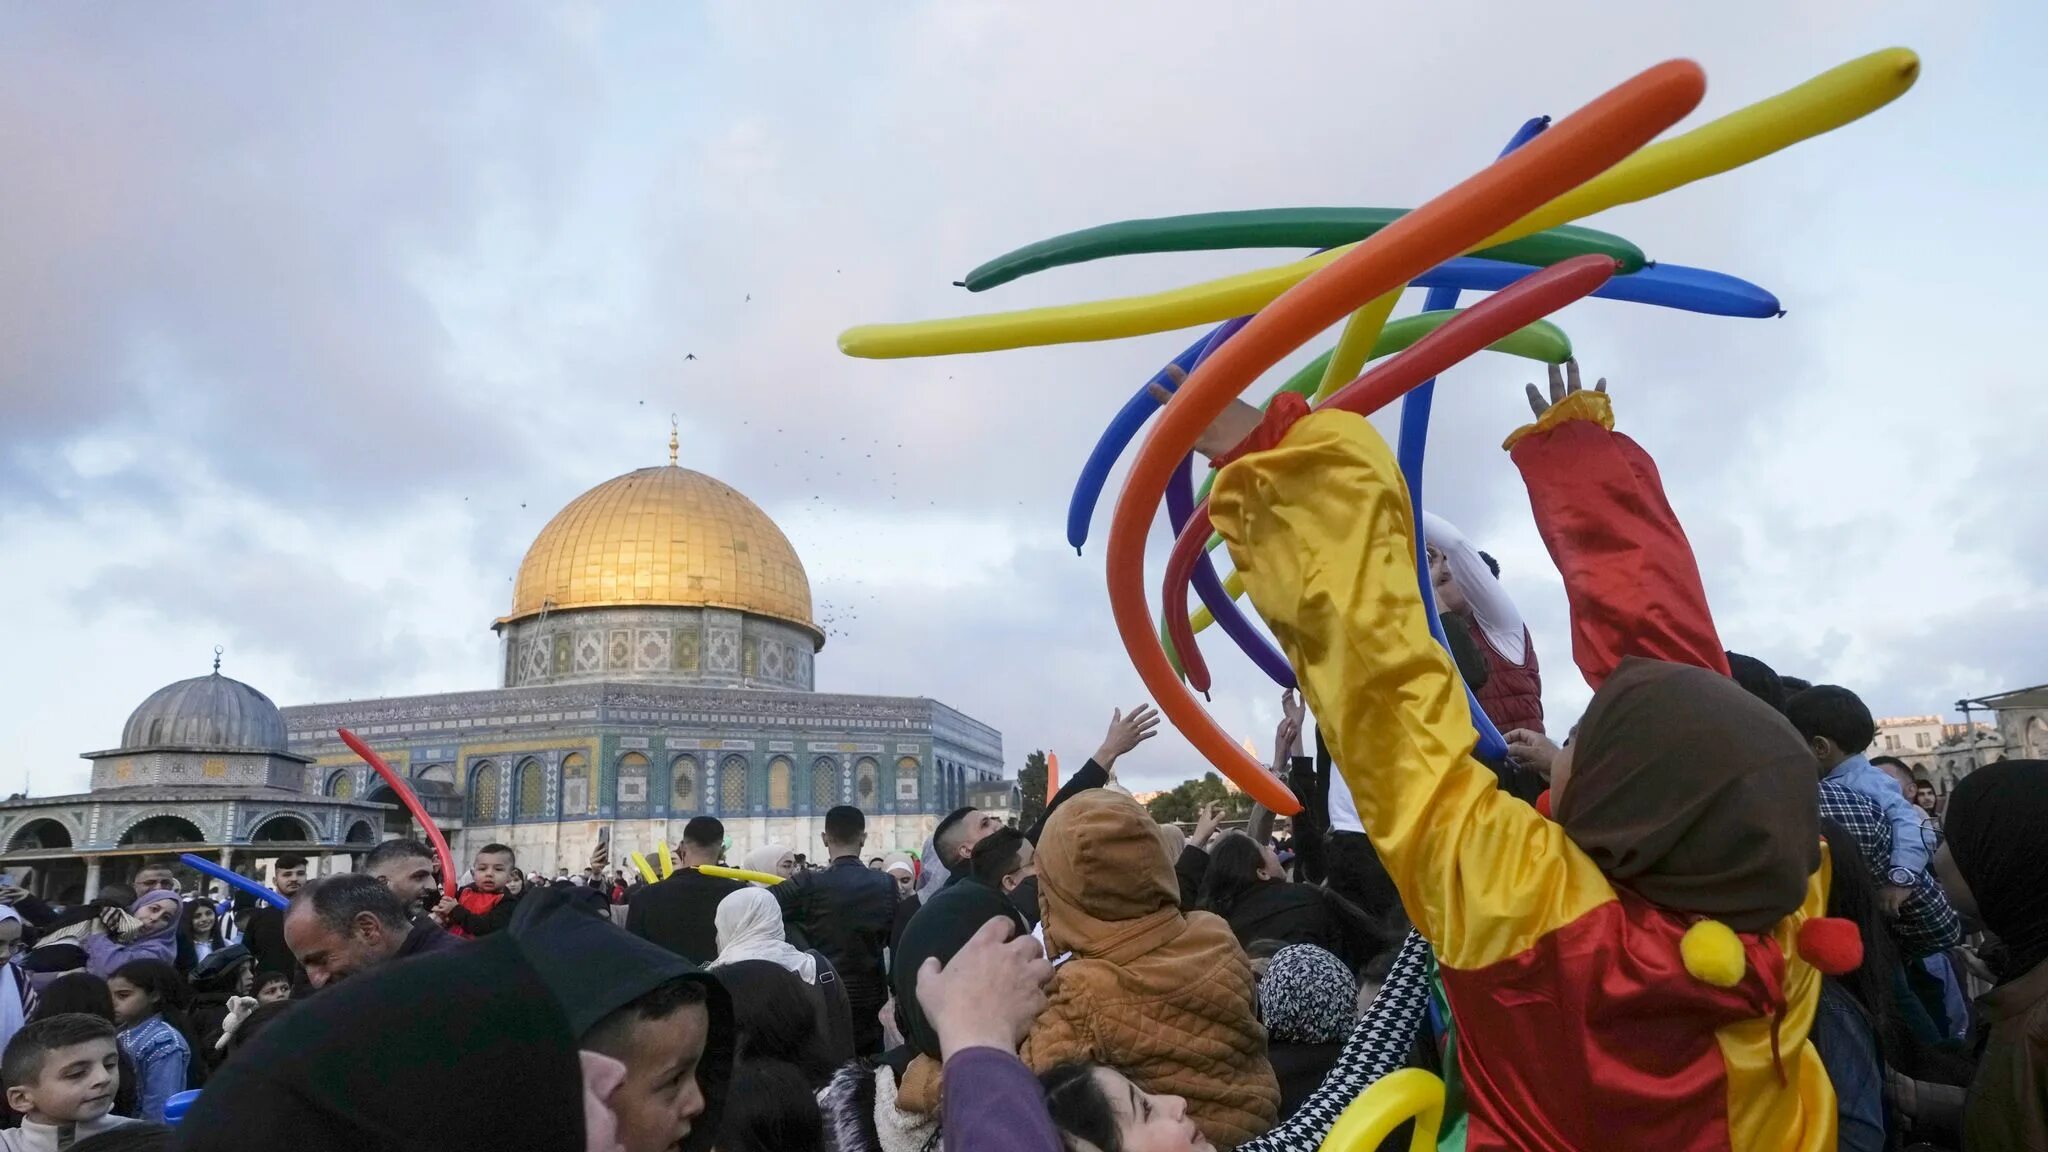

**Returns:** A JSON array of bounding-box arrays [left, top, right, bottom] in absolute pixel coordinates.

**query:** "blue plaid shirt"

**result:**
[[1817, 778, 1961, 959]]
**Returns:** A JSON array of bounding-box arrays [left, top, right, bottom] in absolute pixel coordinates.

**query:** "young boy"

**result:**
[[2, 1014, 140, 1151], [436, 843, 520, 939], [1787, 685, 1930, 913]]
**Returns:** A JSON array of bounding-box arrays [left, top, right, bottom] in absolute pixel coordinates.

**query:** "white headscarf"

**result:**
[[0, 907, 27, 1053], [709, 887, 817, 983], [742, 844, 794, 887]]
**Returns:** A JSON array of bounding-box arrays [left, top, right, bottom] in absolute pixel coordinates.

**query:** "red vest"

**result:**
[[1474, 626, 1544, 736]]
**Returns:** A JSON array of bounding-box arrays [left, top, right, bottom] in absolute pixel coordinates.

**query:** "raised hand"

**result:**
[[1504, 728, 1562, 778], [1095, 703, 1161, 770], [1524, 358, 1607, 419], [1192, 800, 1226, 849], [917, 916, 1053, 1059]]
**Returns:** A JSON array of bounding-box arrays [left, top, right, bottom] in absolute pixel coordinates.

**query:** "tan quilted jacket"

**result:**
[[1021, 790, 1279, 1148]]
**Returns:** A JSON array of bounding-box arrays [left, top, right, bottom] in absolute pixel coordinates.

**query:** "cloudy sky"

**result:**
[[4, 2, 2043, 798]]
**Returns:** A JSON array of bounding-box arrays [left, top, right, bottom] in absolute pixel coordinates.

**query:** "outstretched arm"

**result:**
[[1211, 407, 1609, 969], [1507, 362, 1729, 686]]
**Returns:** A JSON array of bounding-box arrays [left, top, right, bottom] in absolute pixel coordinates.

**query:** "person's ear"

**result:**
[[5, 1085, 34, 1114], [354, 912, 384, 942], [1808, 736, 1831, 760]]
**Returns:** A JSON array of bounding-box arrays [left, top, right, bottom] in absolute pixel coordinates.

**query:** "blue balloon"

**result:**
[[179, 853, 287, 909], [1066, 316, 1249, 554], [1411, 255, 1780, 318], [1398, 116, 1553, 769]]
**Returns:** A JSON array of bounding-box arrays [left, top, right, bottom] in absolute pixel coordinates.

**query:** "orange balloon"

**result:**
[[1047, 751, 1061, 796], [1165, 254, 1620, 694], [1104, 61, 1707, 814]]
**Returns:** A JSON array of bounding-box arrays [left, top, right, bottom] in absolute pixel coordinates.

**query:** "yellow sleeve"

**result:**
[[1210, 410, 1612, 969]]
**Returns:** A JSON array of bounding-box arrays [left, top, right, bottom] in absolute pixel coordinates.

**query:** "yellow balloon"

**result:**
[[1314, 289, 1404, 403], [655, 840, 675, 879], [1318, 1068, 1446, 1152], [699, 864, 785, 886], [1188, 568, 1246, 634], [838, 49, 1918, 360], [629, 851, 659, 885]]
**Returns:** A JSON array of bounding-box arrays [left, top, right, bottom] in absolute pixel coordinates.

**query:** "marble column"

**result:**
[[84, 858, 102, 901]]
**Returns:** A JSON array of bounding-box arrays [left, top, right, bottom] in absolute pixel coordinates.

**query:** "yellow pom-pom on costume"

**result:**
[[1681, 919, 1747, 988]]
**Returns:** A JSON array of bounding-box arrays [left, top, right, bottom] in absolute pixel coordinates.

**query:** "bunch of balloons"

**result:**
[[841, 50, 1919, 812]]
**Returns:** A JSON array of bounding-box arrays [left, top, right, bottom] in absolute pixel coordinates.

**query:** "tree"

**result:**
[[1019, 750, 1049, 830], [1144, 772, 1252, 826]]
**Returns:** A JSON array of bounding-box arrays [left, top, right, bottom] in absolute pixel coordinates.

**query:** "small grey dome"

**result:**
[[120, 673, 290, 753]]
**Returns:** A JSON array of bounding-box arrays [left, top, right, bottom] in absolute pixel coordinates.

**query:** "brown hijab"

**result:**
[[1557, 657, 1819, 932]]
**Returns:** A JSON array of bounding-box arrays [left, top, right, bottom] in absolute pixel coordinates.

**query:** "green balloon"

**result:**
[[960, 208, 1645, 292]]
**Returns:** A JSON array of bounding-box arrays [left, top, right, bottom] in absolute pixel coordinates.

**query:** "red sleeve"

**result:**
[[1508, 394, 1729, 687]]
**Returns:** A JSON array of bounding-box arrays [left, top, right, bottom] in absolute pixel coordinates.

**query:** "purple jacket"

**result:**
[[942, 1048, 1062, 1152], [84, 891, 182, 978]]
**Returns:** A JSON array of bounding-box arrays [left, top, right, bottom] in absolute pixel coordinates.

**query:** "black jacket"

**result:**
[[890, 876, 1027, 1057], [626, 868, 744, 965], [395, 919, 463, 959], [1215, 880, 1387, 973], [772, 857, 898, 1014], [241, 906, 294, 977]]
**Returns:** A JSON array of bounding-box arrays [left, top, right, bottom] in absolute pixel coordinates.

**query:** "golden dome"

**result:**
[[500, 464, 818, 642]]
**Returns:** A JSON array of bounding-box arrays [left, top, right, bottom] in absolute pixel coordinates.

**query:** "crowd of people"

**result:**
[[0, 362, 2038, 1151]]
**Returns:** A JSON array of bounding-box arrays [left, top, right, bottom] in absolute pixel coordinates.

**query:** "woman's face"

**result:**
[[106, 976, 154, 1027], [1092, 1067, 1212, 1152], [890, 869, 914, 896], [133, 899, 175, 934], [774, 852, 796, 879], [1258, 841, 1284, 881], [235, 963, 254, 997], [188, 904, 216, 936], [1426, 545, 1468, 614], [505, 871, 525, 895]]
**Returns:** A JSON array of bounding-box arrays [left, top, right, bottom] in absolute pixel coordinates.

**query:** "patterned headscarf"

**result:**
[[1259, 944, 1357, 1044]]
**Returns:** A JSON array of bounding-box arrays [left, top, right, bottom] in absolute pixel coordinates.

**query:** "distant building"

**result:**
[[1871, 715, 1946, 776], [966, 778, 1022, 827], [1, 439, 1006, 898]]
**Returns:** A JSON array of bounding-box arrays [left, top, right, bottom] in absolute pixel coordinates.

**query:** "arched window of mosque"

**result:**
[[768, 757, 793, 811], [894, 756, 919, 805], [719, 756, 750, 814], [617, 752, 651, 806], [325, 769, 355, 799], [672, 756, 699, 811], [812, 758, 841, 809], [856, 758, 879, 808], [516, 759, 547, 819], [561, 753, 590, 816], [468, 762, 499, 822]]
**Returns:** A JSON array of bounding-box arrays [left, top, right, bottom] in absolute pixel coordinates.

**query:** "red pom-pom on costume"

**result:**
[[1795, 917, 1864, 975], [1535, 789, 1554, 820]]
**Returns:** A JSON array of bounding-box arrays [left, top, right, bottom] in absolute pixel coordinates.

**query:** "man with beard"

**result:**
[[284, 873, 459, 989], [360, 838, 442, 921]]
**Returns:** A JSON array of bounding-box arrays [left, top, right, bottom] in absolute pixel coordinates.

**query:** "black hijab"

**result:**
[[1943, 759, 2048, 982], [1558, 657, 1820, 932], [172, 930, 585, 1152]]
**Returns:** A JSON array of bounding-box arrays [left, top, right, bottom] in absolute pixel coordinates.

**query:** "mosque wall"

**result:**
[[455, 813, 939, 878], [497, 606, 816, 692]]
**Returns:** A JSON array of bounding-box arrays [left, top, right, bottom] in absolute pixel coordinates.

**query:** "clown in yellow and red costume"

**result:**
[[1208, 384, 1856, 1152]]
